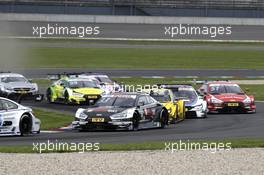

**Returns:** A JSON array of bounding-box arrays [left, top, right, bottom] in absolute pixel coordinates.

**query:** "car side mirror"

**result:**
[[28, 79, 33, 83], [60, 83, 66, 87]]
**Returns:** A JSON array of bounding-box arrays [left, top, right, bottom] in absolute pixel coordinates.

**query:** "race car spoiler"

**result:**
[[47, 72, 85, 80], [47, 72, 102, 80]]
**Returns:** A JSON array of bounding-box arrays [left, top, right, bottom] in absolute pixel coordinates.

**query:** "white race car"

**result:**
[[162, 85, 207, 118], [0, 97, 41, 136]]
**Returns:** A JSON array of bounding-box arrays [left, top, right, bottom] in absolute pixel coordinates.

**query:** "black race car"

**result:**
[[72, 93, 169, 131]]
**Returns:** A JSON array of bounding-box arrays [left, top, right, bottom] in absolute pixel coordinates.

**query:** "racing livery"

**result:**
[[198, 81, 256, 113], [0, 73, 39, 101], [46, 76, 104, 105], [144, 88, 185, 123], [72, 93, 169, 131], [162, 85, 207, 118], [0, 97, 40, 136]]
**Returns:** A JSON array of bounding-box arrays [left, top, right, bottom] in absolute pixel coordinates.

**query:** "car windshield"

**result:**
[[68, 80, 98, 89], [209, 84, 244, 94], [97, 76, 113, 83], [172, 87, 198, 101], [1, 77, 27, 83], [151, 95, 171, 103], [95, 95, 136, 107]]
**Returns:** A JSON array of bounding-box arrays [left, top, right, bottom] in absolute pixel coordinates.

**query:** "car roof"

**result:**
[[112, 92, 142, 96], [162, 84, 193, 89], [0, 73, 25, 78], [207, 81, 238, 85], [143, 88, 171, 94], [81, 74, 109, 77], [62, 77, 95, 82]]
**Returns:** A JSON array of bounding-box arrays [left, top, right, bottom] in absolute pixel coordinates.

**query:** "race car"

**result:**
[[78, 74, 123, 94], [144, 88, 185, 123], [0, 97, 41, 136], [162, 85, 207, 118], [46, 76, 104, 105], [0, 73, 40, 101], [72, 93, 169, 131], [198, 81, 256, 113]]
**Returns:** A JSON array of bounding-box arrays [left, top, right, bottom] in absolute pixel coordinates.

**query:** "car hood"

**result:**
[[73, 88, 104, 95], [3, 82, 36, 89], [83, 106, 129, 117], [213, 94, 247, 102]]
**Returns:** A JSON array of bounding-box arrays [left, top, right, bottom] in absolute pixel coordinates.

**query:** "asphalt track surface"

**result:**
[[0, 102, 263, 146]]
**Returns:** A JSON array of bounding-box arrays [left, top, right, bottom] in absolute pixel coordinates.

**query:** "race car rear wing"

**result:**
[[47, 72, 85, 80], [47, 72, 105, 80]]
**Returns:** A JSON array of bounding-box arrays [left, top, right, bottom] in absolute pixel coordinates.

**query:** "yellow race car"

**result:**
[[145, 88, 186, 123], [46, 76, 104, 105]]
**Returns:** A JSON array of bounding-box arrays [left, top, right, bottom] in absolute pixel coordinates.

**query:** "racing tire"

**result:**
[[132, 113, 139, 131], [19, 114, 32, 136], [64, 91, 71, 105], [160, 109, 169, 129], [46, 88, 53, 103]]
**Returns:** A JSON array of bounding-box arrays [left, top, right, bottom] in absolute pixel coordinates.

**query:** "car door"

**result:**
[[145, 96, 161, 121], [137, 95, 157, 122], [0, 99, 19, 128], [55, 80, 67, 98]]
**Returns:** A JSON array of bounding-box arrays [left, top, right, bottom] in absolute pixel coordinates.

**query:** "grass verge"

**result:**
[[0, 139, 264, 153], [34, 109, 73, 130], [27, 47, 264, 69]]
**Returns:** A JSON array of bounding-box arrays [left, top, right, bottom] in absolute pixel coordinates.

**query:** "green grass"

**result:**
[[34, 109, 73, 130], [240, 85, 264, 101], [0, 139, 264, 153], [27, 47, 264, 69]]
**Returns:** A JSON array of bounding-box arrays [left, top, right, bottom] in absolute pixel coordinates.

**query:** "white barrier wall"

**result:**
[[0, 13, 264, 26]]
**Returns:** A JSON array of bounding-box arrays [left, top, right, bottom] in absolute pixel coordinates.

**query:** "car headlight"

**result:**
[[110, 111, 127, 119], [79, 112, 88, 119], [1, 86, 12, 92], [211, 97, 223, 104], [72, 92, 83, 98], [193, 104, 203, 110], [243, 97, 251, 105]]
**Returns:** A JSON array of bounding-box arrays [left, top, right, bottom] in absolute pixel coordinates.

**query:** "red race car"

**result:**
[[198, 81, 256, 114]]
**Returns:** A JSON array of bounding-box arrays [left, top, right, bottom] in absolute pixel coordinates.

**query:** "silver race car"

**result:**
[[72, 93, 169, 131], [0, 73, 40, 101], [0, 97, 41, 136]]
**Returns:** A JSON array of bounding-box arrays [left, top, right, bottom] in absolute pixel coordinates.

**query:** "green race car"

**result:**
[[46, 76, 104, 105]]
